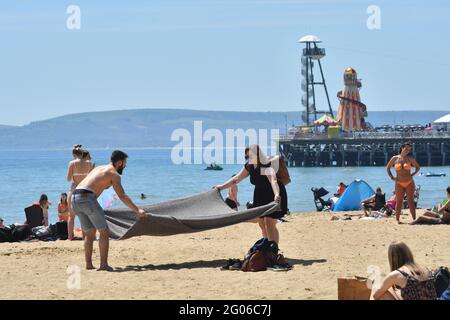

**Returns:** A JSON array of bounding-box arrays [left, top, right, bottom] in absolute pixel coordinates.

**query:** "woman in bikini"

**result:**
[[67, 145, 94, 240], [386, 142, 420, 224]]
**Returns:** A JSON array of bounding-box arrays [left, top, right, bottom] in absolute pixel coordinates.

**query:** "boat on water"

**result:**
[[424, 172, 446, 177], [205, 163, 223, 171]]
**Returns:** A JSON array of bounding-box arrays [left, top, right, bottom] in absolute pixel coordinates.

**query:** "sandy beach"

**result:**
[[0, 209, 448, 300]]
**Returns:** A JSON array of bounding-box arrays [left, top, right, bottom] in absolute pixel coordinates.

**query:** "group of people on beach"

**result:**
[[2, 140, 448, 299]]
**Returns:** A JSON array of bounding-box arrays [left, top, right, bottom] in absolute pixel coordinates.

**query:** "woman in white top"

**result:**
[[67, 145, 94, 240]]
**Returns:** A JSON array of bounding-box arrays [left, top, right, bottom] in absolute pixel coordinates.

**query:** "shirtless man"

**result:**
[[72, 150, 146, 271]]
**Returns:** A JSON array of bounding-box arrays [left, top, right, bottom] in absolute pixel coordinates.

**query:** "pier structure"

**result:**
[[278, 132, 450, 167]]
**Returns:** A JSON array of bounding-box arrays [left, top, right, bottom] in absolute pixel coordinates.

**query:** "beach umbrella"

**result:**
[[314, 115, 338, 126]]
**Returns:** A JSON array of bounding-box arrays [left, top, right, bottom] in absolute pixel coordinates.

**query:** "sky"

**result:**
[[0, 0, 449, 126]]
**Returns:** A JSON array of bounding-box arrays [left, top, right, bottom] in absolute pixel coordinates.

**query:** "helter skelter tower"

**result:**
[[299, 35, 333, 126]]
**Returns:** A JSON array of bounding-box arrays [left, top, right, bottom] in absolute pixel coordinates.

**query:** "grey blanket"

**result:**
[[104, 189, 279, 239]]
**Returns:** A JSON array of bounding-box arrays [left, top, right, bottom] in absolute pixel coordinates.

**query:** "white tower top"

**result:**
[[298, 35, 322, 43]]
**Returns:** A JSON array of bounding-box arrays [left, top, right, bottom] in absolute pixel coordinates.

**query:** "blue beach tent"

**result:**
[[333, 179, 375, 212]]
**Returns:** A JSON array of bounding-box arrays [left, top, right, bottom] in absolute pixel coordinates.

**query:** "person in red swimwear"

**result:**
[[386, 142, 420, 224]]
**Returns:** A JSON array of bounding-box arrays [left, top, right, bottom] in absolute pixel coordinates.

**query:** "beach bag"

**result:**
[[11, 225, 32, 242], [56, 221, 68, 239], [337, 277, 372, 300], [0, 227, 13, 243], [241, 250, 268, 272], [276, 156, 291, 186], [433, 267, 450, 297], [32, 226, 50, 238]]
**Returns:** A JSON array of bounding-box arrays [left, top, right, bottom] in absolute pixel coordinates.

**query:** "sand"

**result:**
[[0, 209, 449, 300]]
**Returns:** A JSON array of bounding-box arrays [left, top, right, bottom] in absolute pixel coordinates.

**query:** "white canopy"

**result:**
[[433, 114, 450, 123], [298, 35, 321, 43]]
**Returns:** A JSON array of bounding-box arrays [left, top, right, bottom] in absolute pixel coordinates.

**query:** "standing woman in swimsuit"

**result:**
[[386, 142, 420, 224], [214, 144, 288, 246], [67, 145, 94, 240]]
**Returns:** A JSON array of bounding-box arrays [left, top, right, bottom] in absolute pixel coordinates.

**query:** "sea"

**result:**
[[0, 149, 448, 225]]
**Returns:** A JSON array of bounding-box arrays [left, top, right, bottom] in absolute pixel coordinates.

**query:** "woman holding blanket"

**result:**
[[214, 144, 288, 246]]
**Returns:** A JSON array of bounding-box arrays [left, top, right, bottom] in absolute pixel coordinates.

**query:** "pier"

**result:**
[[278, 131, 450, 167]]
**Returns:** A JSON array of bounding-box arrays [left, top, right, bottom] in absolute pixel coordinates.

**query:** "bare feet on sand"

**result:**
[[86, 265, 96, 270], [97, 265, 114, 272]]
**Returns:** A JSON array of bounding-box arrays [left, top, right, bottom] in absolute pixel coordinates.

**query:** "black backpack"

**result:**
[[434, 267, 450, 297]]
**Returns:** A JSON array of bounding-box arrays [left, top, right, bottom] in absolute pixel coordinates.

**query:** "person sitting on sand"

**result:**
[[372, 241, 437, 300], [38, 194, 51, 227], [410, 186, 450, 225], [225, 174, 240, 211], [334, 182, 347, 197], [71, 150, 147, 271], [360, 187, 387, 216], [58, 193, 69, 222]]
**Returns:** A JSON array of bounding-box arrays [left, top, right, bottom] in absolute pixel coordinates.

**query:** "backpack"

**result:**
[[433, 267, 450, 298], [275, 156, 291, 186], [241, 250, 268, 272], [241, 239, 281, 272], [56, 221, 68, 240]]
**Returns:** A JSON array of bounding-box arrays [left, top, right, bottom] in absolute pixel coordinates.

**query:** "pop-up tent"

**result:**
[[104, 189, 279, 239], [333, 180, 375, 212]]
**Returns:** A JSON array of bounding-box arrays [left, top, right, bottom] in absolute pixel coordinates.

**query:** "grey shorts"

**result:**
[[72, 193, 108, 231]]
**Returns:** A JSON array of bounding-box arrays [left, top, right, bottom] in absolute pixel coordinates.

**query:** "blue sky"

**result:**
[[0, 0, 449, 125]]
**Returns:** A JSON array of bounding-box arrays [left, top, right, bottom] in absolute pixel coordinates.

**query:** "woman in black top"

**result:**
[[214, 145, 288, 244]]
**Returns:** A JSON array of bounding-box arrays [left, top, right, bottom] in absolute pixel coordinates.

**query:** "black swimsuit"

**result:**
[[244, 162, 288, 219]]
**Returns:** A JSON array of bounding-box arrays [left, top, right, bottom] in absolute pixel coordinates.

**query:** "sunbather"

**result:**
[[410, 186, 450, 225], [58, 193, 69, 222], [334, 182, 347, 197], [360, 187, 386, 216], [386, 142, 420, 224], [372, 241, 436, 300]]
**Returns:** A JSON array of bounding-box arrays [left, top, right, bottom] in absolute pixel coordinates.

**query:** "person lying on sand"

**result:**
[[410, 186, 450, 225], [372, 241, 436, 300], [72, 150, 147, 271]]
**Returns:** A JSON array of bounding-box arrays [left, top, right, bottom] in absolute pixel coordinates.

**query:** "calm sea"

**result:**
[[0, 149, 448, 225]]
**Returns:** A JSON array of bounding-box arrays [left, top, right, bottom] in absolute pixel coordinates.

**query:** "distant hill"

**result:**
[[0, 109, 447, 149]]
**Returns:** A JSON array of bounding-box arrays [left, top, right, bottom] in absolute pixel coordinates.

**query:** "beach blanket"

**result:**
[[104, 189, 279, 239]]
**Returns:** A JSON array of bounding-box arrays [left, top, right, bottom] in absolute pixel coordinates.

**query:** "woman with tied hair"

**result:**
[[66, 144, 94, 240], [372, 241, 436, 300], [386, 142, 420, 224], [38, 194, 51, 227], [214, 144, 288, 246]]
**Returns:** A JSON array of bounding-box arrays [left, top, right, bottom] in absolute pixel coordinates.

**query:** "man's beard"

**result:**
[[117, 166, 125, 175]]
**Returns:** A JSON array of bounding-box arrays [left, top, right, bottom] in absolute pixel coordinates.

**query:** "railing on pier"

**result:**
[[278, 131, 450, 141]]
